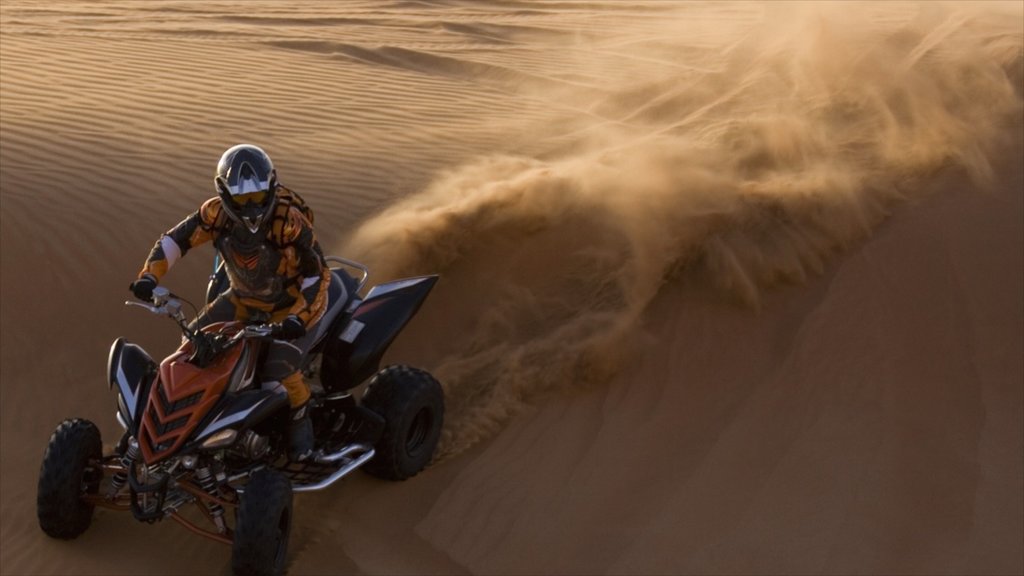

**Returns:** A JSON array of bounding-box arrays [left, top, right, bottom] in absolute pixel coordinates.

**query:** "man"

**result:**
[[130, 144, 329, 461]]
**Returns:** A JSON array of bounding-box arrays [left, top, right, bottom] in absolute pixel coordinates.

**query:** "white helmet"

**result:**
[[215, 144, 278, 233]]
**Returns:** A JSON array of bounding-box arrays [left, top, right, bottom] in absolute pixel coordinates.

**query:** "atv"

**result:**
[[36, 257, 444, 576]]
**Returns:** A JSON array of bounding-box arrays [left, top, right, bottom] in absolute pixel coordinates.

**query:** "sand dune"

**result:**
[[1, 1, 1021, 575]]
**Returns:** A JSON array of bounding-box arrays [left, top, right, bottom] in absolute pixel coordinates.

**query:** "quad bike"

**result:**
[[36, 256, 444, 576]]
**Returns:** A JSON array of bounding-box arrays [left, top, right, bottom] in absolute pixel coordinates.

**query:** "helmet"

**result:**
[[215, 144, 278, 233]]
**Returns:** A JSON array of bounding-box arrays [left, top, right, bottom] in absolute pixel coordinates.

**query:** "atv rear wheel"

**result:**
[[362, 365, 444, 480], [232, 468, 293, 576], [37, 418, 103, 539]]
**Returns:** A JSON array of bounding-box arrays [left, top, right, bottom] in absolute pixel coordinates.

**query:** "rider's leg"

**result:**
[[190, 291, 243, 331], [281, 371, 314, 461], [202, 292, 317, 460], [262, 336, 316, 461]]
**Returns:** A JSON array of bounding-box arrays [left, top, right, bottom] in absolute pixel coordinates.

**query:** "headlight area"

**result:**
[[200, 429, 238, 450]]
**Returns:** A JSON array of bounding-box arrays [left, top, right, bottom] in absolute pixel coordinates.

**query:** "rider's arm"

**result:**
[[279, 208, 330, 328], [137, 198, 221, 282]]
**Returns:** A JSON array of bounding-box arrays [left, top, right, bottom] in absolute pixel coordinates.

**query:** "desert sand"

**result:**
[[1, 1, 1021, 574]]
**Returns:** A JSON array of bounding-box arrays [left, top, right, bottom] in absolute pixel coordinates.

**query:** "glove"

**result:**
[[272, 315, 306, 340], [129, 275, 157, 301]]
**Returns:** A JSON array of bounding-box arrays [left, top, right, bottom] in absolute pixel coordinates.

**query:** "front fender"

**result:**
[[107, 337, 157, 434]]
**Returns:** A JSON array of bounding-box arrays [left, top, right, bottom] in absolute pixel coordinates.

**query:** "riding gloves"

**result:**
[[273, 315, 306, 340], [130, 274, 158, 301]]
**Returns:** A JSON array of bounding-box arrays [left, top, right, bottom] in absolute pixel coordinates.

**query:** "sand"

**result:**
[[1, 1, 1021, 574]]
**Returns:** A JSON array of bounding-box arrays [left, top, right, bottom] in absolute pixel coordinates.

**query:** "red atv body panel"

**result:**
[[138, 322, 248, 464]]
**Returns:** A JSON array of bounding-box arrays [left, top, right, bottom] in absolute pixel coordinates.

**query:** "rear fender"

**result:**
[[108, 338, 157, 435], [322, 275, 438, 391]]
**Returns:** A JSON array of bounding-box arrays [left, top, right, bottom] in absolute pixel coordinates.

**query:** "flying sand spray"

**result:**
[[344, 2, 1022, 458]]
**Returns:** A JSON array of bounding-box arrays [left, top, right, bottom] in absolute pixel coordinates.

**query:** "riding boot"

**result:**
[[288, 404, 314, 462]]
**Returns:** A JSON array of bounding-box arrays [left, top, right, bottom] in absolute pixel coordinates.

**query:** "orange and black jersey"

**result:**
[[138, 187, 330, 327]]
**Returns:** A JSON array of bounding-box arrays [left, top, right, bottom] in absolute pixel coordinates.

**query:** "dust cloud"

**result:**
[[344, 1, 1023, 457]]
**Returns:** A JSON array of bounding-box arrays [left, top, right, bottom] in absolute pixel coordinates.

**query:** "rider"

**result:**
[[129, 144, 329, 461]]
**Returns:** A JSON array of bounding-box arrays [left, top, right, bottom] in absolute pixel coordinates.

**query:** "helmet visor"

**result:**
[[219, 187, 274, 232], [230, 191, 268, 207]]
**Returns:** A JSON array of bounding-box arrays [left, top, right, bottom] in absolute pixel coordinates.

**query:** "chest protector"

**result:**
[[214, 186, 315, 303]]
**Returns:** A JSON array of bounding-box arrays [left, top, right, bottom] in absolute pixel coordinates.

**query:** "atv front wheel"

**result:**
[[232, 468, 293, 576], [362, 365, 444, 480], [37, 418, 103, 539]]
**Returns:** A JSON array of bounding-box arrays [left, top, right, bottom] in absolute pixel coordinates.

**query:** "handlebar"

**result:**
[[125, 287, 276, 346], [242, 324, 275, 339], [124, 287, 185, 320], [125, 287, 283, 367]]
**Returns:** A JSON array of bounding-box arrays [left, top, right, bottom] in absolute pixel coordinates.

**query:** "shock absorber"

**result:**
[[107, 438, 139, 498], [195, 466, 227, 533]]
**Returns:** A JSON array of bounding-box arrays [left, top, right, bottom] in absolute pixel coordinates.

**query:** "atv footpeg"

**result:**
[[288, 443, 375, 493]]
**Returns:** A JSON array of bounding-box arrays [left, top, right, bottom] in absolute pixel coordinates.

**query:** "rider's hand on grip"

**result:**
[[129, 275, 157, 302], [271, 315, 306, 340]]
